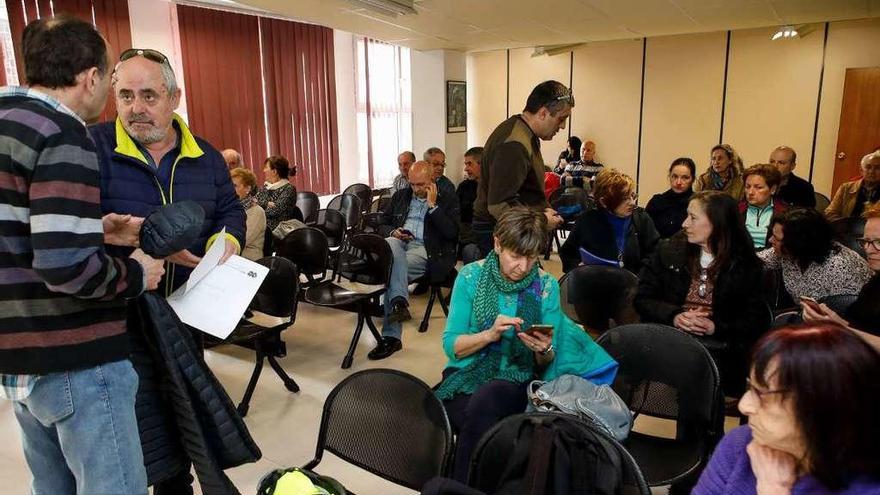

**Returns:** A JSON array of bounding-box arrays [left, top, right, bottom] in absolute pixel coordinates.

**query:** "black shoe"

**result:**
[[387, 297, 412, 323], [368, 337, 402, 360]]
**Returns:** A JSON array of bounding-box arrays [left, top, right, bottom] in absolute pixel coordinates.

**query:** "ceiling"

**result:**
[[192, 0, 880, 52]]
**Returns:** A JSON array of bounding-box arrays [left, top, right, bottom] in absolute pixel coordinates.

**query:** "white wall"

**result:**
[[127, 0, 188, 120], [333, 30, 361, 190]]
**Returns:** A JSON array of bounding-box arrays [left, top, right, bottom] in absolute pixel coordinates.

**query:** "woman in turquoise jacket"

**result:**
[[435, 207, 618, 481]]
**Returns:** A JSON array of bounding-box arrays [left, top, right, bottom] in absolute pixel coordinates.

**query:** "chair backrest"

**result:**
[[327, 193, 363, 232], [338, 233, 393, 285], [468, 412, 649, 495], [814, 191, 831, 212], [564, 186, 595, 210], [250, 257, 300, 322], [831, 217, 867, 258], [276, 227, 329, 286], [596, 324, 722, 438], [558, 265, 639, 331], [343, 183, 372, 214], [296, 191, 320, 224], [818, 293, 860, 316], [316, 208, 347, 248], [311, 369, 453, 490]]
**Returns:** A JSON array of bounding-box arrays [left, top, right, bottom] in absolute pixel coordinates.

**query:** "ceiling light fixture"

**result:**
[[771, 25, 799, 41], [348, 0, 417, 17]]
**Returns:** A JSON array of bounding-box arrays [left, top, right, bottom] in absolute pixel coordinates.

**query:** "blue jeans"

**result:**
[[382, 237, 428, 339], [12, 359, 148, 495]]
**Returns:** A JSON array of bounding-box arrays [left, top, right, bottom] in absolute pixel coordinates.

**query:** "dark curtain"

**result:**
[[177, 5, 268, 177], [260, 17, 339, 195]]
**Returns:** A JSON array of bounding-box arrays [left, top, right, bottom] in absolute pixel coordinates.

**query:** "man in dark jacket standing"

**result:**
[[89, 48, 245, 494], [90, 48, 245, 297], [371, 161, 460, 359], [0, 16, 165, 495], [472, 80, 567, 257]]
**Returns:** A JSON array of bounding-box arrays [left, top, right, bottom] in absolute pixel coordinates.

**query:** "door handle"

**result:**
[[837, 151, 847, 160]]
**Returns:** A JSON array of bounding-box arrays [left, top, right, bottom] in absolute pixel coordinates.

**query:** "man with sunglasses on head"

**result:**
[[89, 47, 245, 494], [472, 80, 569, 258]]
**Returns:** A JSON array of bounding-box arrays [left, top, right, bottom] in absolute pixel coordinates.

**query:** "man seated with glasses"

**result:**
[[89, 48, 245, 494], [370, 161, 460, 360], [471, 80, 569, 259], [424, 146, 456, 197]]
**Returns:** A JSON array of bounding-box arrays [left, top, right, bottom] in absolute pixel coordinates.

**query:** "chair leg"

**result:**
[[419, 286, 438, 333], [342, 312, 366, 369], [439, 287, 450, 316], [364, 311, 382, 341], [267, 355, 300, 393], [238, 352, 266, 417]]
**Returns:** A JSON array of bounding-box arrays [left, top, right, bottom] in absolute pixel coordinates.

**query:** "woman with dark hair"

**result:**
[[554, 135, 582, 172], [646, 157, 696, 238], [759, 208, 872, 301], [694, 323, 880, 494], [802, 204, 880, 347], [740, 163, 787, 249], [636, 191, 768, 395], [255, 155, 297, 256], [437, 207, 617, 482], [694, 144, 744, 200], [559, 169, 659, 273]]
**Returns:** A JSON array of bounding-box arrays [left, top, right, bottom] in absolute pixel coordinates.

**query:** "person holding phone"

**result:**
[[371, 161, 460, 360], [435, 207, 618, 481], [801, 204, 880, 349]]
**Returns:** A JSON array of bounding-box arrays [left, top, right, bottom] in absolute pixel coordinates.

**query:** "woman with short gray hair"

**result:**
[[435, 207, 617, 481]]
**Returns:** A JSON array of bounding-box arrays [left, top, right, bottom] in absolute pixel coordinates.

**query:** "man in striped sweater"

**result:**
[[0, 16, 164, 495]]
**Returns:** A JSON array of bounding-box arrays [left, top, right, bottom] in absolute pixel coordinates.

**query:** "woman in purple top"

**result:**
[[694, 323, 880, 495]]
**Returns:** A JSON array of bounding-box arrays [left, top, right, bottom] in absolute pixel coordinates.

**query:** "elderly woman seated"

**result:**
[[694, 323, 880, 494], [435, 207, 617, 482]]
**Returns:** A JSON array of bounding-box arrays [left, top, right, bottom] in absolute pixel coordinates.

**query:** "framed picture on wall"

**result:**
[[446, 80, 467, 133]]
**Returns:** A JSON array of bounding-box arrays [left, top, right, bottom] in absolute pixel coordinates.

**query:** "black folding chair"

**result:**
[[558, 265, 640, 334], [596, 323, 724, 488], [296, 191, 320, 225], [814, 191, 831, 213], [343, 183, 373, 217], [225, 257, 300, 417], [303, 369, 453, 489], [302, 234, 392, 369], [276, 227, 330, 288], [417, 268, 457, 333], [328, 193, 363, 235]]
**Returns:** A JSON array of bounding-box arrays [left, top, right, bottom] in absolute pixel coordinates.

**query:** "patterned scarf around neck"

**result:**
[[240, 194, 256, 210], [436, 251, 544, 400], [710, 168, 730, 191]]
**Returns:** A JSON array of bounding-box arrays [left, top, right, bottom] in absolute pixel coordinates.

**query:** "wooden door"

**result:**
[[833, 68, 880, 194]]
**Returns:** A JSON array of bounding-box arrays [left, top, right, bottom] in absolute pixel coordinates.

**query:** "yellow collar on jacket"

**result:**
[[114, 113, 204, 165]]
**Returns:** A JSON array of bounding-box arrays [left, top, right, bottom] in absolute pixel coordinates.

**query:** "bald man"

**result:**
[[371, 161, 460, 359], [222, 148, 243, 169]]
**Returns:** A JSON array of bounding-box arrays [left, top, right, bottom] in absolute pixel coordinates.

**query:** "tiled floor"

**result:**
[[0, 253, 722, 494]]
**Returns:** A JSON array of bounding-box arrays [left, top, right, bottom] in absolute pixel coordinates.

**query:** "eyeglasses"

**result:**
[[119, 48, 170, 66], [553, 90, 574, 106], [857, 238, 880, 251], [697, 268, 709, 298], [745, 378, 787, 405]]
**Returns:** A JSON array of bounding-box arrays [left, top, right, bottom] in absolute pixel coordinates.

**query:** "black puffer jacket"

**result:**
[[635, 232, 769, 395], [131, 294, 261, 494]]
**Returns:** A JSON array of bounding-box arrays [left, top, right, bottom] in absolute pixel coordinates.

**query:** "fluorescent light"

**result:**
[[771, 25, 799, 41], [348, 0, 417, 17]]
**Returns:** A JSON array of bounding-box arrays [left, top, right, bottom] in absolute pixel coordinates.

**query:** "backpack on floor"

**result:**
[[256, 467, 347, 495], [468, 413, 625, 495]]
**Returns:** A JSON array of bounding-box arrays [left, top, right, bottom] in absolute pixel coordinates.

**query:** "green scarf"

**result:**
[[436, 251, 543, 400]]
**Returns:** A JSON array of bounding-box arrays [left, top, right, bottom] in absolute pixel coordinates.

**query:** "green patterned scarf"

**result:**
[[436, 251, 543, 400]]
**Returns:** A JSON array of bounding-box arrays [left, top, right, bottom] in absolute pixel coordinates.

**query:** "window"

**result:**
[[355, 37, 411, 188]]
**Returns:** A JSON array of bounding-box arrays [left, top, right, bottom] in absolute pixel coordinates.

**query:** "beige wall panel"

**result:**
[[508, 47, 573, 166], [639, 32, 727, 203], [466, 50, 508, 150], [570, 40, 644, 181], [814, 18, 880, 196], [723, 26, 823, 181]]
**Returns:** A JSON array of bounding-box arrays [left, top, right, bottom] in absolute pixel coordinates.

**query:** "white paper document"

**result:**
[[167, 229, 269, 339]]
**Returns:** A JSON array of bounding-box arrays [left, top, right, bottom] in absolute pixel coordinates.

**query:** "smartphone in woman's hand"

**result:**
[[523, 324, 553, 337]]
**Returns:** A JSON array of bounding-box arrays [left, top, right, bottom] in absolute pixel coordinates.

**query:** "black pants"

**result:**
[[470, 220, 494, 260], [440, 368, 528, 482]]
